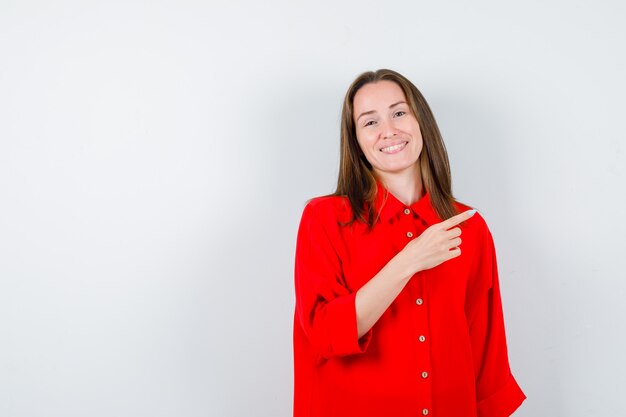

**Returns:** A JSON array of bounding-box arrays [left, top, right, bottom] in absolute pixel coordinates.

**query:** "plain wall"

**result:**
[[1, 1, 625, 416]]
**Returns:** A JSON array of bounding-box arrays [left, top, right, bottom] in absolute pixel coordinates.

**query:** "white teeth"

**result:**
[[380, 142, 407, 153]]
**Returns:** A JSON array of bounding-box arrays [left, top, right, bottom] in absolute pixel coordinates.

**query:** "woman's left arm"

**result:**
[[466, 223, 527, 417]]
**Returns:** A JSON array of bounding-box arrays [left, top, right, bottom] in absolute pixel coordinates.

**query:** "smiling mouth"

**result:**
[[380, 142, 408, 154]]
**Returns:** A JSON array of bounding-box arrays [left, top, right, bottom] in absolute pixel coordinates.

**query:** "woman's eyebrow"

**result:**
[[356, 101, 407, 122]]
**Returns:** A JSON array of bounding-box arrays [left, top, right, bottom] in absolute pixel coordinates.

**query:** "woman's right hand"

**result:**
[[394, 209, 477, 278]]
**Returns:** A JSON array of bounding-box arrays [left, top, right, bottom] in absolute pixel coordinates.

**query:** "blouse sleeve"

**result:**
[[466, 223, 526, 417], [294, 201, 373, 359]]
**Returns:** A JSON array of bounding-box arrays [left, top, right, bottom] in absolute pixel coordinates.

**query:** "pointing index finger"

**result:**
[[441, 209, 477, 229]]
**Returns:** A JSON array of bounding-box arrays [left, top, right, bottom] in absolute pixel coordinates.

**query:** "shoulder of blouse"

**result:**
[[302, 194, 354, 226]]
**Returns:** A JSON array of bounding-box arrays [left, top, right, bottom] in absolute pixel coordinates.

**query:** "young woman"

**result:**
[[293, 69, 526, 417]]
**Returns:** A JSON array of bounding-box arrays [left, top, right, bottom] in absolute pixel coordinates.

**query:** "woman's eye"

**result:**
[[394, 111, 406, 117], [364, 120, 376, 127]]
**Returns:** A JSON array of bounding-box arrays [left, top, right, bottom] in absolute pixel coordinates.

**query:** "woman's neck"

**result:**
[[376, 169, 424, 206]]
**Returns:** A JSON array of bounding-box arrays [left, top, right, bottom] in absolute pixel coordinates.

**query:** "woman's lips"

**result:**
[[380, 141, 408, 154]]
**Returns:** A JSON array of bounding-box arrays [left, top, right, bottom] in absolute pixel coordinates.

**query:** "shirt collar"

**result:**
[[373, 178, 441, 226]]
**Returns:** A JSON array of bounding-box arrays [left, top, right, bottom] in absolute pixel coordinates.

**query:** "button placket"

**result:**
[[411, 277, 432, 415], [405, 217, 432, 415]]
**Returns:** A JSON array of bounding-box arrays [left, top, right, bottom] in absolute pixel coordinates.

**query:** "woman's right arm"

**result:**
[[354, 209, 477, 338], [295, 202, 371, 359], [294, 201, 475, 358]]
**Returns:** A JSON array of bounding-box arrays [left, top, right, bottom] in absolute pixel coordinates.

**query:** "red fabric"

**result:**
[[293, 179, 526, 417]]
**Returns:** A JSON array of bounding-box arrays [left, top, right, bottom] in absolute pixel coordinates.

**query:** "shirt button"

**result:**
[[422, 409, 429, 416], [418, 335, 426, 342], [415, 298, 423, 306], [406, 231, 414, 238], [421, 371, 429, 379], [403, 208, 411, 215]]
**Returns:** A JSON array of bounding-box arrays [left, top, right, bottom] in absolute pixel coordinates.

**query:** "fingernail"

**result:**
[[468, 209, 477, 216]]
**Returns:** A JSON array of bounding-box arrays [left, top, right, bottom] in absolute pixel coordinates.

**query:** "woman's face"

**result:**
[[353, 80, 423, 179]]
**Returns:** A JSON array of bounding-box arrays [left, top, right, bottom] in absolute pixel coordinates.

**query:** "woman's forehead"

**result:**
[[353, 80, 407, 113]]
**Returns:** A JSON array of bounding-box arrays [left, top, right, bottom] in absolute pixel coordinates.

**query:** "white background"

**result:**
[[1, 1, 625, 416]]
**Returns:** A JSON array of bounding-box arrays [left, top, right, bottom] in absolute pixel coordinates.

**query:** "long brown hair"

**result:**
[[332, 68, 461, 229]]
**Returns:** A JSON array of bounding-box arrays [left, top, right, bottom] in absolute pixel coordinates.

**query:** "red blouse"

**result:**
[[293, 179, 526, 417]]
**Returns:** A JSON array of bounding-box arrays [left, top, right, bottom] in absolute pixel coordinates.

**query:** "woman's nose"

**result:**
[[380, 119, 398, 139]]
